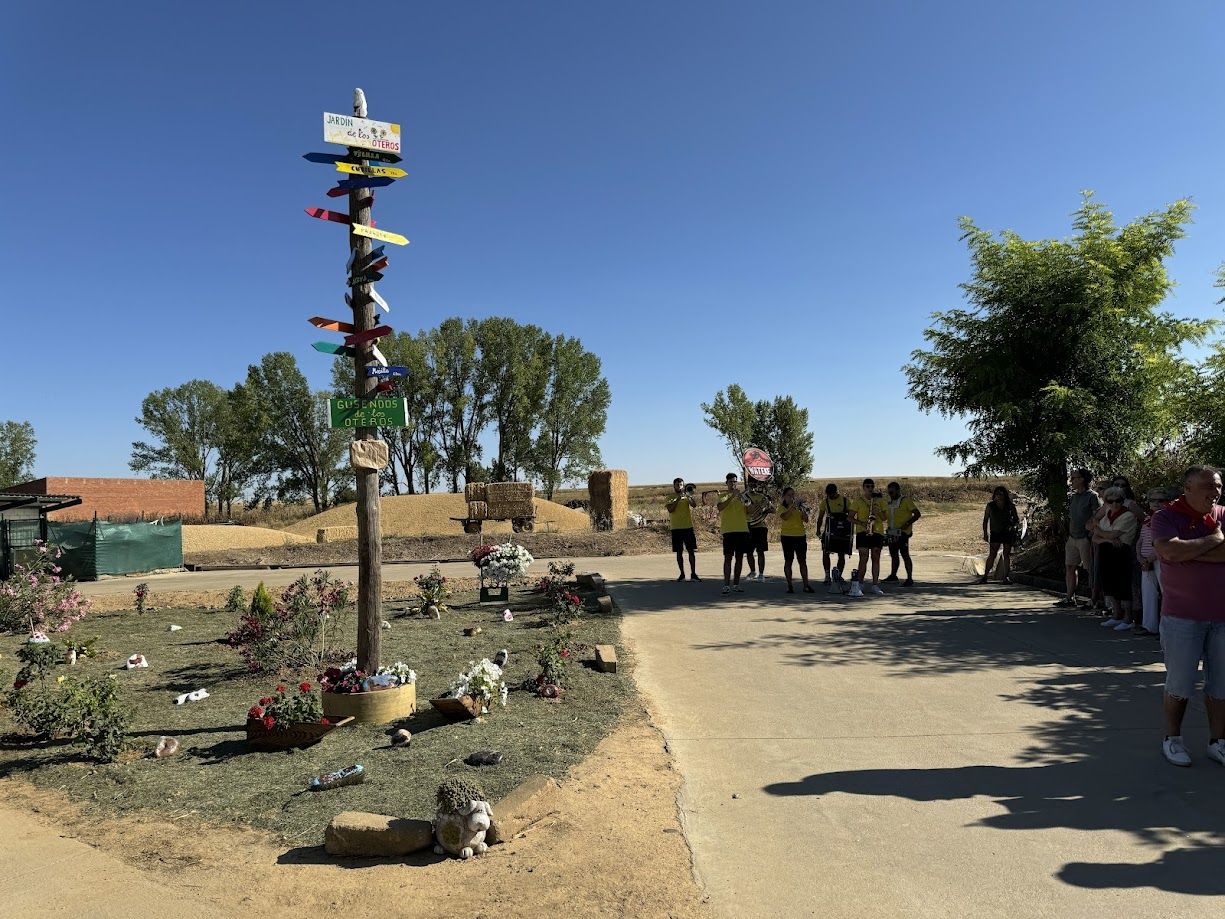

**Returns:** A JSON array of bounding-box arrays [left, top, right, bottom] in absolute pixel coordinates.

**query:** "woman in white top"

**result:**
[[1094, 486, 1139, 631]]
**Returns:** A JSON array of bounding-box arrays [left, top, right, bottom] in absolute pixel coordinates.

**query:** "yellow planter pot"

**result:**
[[321, 682, 417, 725]]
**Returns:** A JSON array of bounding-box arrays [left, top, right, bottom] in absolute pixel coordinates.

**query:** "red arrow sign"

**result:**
[[374, 381, 395, 393], [309, 316, 355, 334], [305, 207, 351, 225], [344, 325, 393, 346]]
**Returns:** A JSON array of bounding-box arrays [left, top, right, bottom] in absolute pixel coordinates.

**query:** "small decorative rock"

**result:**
[[464, 626, 483, 637], [391, 729, 412, 747], [493, 649, 509, 668], [427, 604, 441, 620], [154, 736, 180, 758], [465, 749, 503, 767], [594, 645, 618, 673], [167, 624, 182, 632], [597, 596, 614, 614], [502, 608, 514, 622], [381, 620, 392, 630]]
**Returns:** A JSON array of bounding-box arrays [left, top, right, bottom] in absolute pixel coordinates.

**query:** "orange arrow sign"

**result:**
[[309, 316, 355, 334]]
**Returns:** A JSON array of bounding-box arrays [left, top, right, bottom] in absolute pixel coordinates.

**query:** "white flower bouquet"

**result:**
[[479, 542, 534, 586], [443, 658, 508, 713]]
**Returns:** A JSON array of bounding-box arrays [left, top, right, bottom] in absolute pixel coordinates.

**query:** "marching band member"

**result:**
[[665, 477, 700, 582], [778, 487, 814, 593], [717, 473, 751, 595], [849, 478, 888, 597], [884, 481, 921, 586], [744, 484, 773, 582], [817, 483, 854, 593]]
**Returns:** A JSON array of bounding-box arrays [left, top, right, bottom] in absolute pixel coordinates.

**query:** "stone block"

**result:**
[[575, 572, 602, 588], [597, 596, 614, 614], [324, 811, 434, 857], [485, 775, 560, 844], [594, 645, 618, 673]]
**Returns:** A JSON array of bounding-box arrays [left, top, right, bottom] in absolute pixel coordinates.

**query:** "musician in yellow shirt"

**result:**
[[884, 481, 921, 586], [848, 478, 888, 597], [716, 472, 751, 595], [664, 477, 700, 582], [777, 487, 814, 594]]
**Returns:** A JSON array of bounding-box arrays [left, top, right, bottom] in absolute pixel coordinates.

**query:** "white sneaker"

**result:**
[[869, 584, 884, 596], [732, 584, 744, 593], [1100, 618, 1120, 627], [757, 573, 766, 583], [849, 582, 864, 598], [1163, 736, 1192, 767], [1113, 620, 1132, 631], [1208, 740, 1225, 767]]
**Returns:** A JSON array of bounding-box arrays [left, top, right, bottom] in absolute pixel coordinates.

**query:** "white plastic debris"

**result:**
[[502, 609, 514, 622], [167, 624, 182, 632], [125, 654, 149, 670], [174, 688, 210, 705]]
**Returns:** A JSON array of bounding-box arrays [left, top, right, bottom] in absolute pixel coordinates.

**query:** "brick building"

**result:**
[[5, 477, 205, 521]]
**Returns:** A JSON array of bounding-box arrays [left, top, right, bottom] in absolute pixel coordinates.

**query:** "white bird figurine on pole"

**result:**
[[354, 88, 367, 117]]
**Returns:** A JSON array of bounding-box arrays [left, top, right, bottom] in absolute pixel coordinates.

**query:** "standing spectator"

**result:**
[[1136, 488, 1169, 635], [884, 481, 921, 586], [664, 477, 700, 582], [1056, 469, 1101, 608], [980, 486, 1020, 584], [1152, 465, 1225, 768], [1095, 486, 1139, 631]]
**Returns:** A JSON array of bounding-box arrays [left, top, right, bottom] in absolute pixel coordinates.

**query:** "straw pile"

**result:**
[[284, 493, 589, 538], [465, 482, 487, 502], [182, 525, 309, 553], [467, 500, 488, 521], [588, 469, 628, 530], [485, 481, 534, 520], [317, 525, 361, 543]]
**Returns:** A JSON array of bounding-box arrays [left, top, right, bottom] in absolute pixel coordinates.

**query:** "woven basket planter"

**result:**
[[429, 694, 485, 720], [321, 682, 417, 725], [245, 715, 354, 751]]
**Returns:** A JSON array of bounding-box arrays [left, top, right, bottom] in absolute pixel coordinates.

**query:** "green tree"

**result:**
[[429, 318, 491, 491], [0, 420, 36, 488], [130, 380, 225, 514], [529, 335, 611, 499], [905, 193, 1214, 517], [752, 396, 814, 488], [1183, 267, 1225, 468], [244, 352, 347, 512], [701, 385, 757, 469], [212, 383, 267, 517], [476, 317, 550, 481]]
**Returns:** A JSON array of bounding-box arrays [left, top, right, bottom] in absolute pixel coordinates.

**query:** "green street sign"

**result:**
[[328, 396, 408, 429]]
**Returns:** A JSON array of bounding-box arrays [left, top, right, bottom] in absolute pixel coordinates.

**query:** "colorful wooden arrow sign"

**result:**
[[305, 207, 351, 225], [313, 341, 357, 357], [347, 269, 384, 287], [345, 325, 392, 346], [309, 316, 355, 334], [330, 176, 396, 195], [374, 381, 395, 393], [352, 223, 408, 246], [366, 365, 409, 378], [348, 147, 402, 165], [371, 344, 388, 367], [336, 162, 407, 179], [356, 245, 386, 270], [304, 151, 403, 166], [370, 288, 390, 313]]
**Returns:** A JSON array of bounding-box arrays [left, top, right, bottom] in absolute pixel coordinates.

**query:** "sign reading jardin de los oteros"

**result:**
[[329, 396, 408, 429], [742, 447, 774, 481], [323, 112, 401, 155]]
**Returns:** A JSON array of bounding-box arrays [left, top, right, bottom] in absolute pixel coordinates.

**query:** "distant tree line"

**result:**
[[0, 420, 36, 489], [130, 317, 610, 515]]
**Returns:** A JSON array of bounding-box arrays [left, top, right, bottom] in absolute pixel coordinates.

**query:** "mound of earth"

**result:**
[[182, 524, 309, 553], [284, 493, 591, 538]]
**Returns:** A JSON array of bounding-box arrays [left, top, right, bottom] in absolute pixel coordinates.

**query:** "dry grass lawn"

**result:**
[[284, 494, 590, 539]]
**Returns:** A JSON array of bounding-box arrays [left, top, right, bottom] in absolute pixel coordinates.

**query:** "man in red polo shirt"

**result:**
[[1152, 465, 1225, 768]]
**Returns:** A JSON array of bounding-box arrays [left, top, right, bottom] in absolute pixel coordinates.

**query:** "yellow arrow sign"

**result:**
[[352, 223, 409, 247], [336, 162, 407, 179]]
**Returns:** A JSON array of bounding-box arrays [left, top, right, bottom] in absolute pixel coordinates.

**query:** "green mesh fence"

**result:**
[[48, 519, 182, 581]]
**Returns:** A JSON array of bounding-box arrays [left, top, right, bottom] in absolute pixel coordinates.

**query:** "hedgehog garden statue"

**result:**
[[433, 778, 495, 859]]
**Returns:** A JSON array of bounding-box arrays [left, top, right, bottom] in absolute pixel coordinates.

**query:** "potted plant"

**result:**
[[319, 659, 418, 724], [473, 542, 534, 604], [431, 658, 508, 720], [244, 682, 352, 750], [414, 567, 451, 619]]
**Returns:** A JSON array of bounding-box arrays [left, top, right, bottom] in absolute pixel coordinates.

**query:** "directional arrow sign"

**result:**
[[305, 207, 351, 225], [366, 365, 409, 378], [336, 162, 406, 179], [327, 176, 395, 198], [348, 269, 384, 287], [370, 288, 390, 313], [374, 381, 395, 393], [356, 246, 386, 270], [313, 341, 356, 357], [345, 325, 392, 345], [371, 344, 388, 367], [352, 223, 408, 246], [348, 147, 402, 165], [363, 256, 389, 274], [310, 316, 355, 333], [304, 150, 403, 166]]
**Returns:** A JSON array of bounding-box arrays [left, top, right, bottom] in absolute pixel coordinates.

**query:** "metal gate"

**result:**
[[0, 517, 47, 580]]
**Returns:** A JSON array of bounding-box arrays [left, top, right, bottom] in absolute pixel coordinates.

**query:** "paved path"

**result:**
[[613, 553, 1225, 917]]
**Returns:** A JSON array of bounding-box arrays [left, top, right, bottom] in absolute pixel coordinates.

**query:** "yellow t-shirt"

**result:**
[[850, 495, 887, 534], [778, 504, 807, 538], [665, 494, 693, 529], [887, 496, 919, 534], [718, 492, 750, 533]]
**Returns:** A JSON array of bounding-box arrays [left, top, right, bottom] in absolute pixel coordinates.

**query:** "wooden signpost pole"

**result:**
[[349, 87, 382, 673]]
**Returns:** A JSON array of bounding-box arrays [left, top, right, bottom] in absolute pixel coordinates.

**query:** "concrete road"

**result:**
[[613, 553, 1225, 918]]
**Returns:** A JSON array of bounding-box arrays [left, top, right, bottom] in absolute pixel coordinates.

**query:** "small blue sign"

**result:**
[[366, 365, 409, 378]]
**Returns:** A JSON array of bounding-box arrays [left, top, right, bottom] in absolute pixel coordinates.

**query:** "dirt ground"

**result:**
[[0, 704, 710, 919]]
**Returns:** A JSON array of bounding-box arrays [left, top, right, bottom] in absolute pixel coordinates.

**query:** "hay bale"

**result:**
[[317, 525, 359, 543], [465, 482, 487, 502], [588, 469, 629, 531], [486, 500, 535, 520], [468, 500, 488, 521], [486, 481, 533, 503]]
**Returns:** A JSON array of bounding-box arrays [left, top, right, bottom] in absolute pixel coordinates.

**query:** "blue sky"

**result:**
[[2, 1, 1223, 487]]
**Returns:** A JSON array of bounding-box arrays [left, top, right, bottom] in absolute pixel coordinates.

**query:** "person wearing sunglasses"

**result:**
[[1095, 486, 1140, 631], [1057, 468, 1101, 608], [1136, 489, 1169, 635]]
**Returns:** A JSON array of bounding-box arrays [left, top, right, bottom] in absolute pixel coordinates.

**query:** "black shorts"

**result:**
[[749, 526, 769, 553], [886, 531, 911, 549], [822, 535, 852, 556], [857, 532, 884, 550], [989, 532, 1016, 546], [671, 527, 697, 553], [721, 532, 749, 557], [780, 534, 807, 563]]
